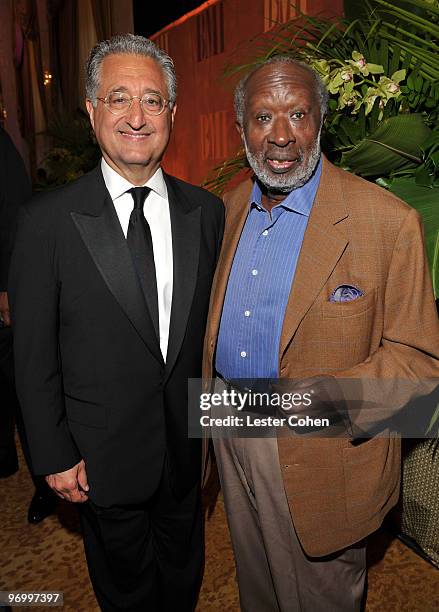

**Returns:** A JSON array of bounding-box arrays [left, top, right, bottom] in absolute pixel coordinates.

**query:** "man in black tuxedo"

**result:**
[[9, 34, 224, 611]]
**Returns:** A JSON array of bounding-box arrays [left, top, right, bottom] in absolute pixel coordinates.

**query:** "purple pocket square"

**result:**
[[329, 284, 364, 303]]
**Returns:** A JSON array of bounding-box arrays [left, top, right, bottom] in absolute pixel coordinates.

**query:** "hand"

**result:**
[[291, 376, 344, 418], [0, 291, 11, 327], [45, 459, 89, 503], [274, 375, 351, 436]]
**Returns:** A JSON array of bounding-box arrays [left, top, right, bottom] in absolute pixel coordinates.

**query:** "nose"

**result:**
[[268, 115, 295, 147], [125, 97, 146, 129]]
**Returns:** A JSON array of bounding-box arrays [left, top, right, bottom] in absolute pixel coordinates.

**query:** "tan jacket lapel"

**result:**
[[279, 157, 349, 360], [206, 179, 253, 349]]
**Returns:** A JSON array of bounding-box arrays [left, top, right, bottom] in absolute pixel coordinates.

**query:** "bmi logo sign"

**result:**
[[197, 2, 225, 61], [200, 111, 228, 161], [264, 0, 305, 32]]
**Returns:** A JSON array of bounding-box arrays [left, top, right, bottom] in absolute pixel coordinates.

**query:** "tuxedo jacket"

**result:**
[[203, 157, 439, 556], [9, 165, 224, 507]]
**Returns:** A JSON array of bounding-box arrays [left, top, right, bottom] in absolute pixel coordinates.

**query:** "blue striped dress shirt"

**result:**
[[216, 158, 322, 380]]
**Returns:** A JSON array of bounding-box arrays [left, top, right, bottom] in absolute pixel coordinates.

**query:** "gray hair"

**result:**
[[85, 33, 177, 108], [234, 56, 328, 125]]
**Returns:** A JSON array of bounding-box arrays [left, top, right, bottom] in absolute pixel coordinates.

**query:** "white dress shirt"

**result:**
[[101, 158, 173, 360]]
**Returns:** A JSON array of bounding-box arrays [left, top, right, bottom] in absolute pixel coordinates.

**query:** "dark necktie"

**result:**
[[127, 187, 159, 338]]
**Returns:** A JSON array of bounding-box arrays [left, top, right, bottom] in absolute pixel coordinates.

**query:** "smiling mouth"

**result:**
[[266, 158, 300, 172], [119, 131, 151, 140]]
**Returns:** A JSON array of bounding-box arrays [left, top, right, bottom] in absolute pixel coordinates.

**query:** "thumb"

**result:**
[[77, 461, 89, 491]]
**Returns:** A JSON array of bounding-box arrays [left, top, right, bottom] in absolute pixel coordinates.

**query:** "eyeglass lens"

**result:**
[[107, 92, 165, 115]]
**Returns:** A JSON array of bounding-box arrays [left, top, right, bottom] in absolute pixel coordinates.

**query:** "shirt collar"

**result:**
[[249, 156, 322, 217], [101, 158, 167, 201]]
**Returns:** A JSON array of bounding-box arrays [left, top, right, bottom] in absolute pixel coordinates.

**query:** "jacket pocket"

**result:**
[[321, 287, 377, 318], [343, 436, 400, 527]]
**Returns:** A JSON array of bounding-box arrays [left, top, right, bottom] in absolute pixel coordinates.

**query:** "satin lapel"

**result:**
[[279, 158, 349, 358], [70, 171, 164, 365], [206, 180, 252, 350], [164, 175, 201, 380]]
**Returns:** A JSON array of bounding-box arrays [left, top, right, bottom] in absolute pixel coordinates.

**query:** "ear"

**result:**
[[85, 99, 95, 130], [236, 121, 244, 141], [170, 104, 177, 128]]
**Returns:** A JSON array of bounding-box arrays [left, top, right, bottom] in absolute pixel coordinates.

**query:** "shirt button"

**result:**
[[240, 351, 247, 358], [252, 269, 258, 276], [262, 230, 269, 236], [244, 310, 251, 317]]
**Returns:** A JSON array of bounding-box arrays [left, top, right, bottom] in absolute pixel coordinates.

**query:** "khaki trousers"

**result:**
[[211, 382, 366, 611]]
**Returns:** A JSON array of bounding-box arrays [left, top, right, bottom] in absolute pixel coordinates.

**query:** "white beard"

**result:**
[[243, 133, 321, 193]]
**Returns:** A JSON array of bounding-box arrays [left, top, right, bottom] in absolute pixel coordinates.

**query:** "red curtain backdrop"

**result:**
[[151, 0, 343, 186]]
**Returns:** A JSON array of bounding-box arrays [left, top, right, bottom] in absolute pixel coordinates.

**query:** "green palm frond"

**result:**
[[39, 110, 100, 187], [341, 113, 431, 176], [382, 175, 439, 297], [202, 149, 247, 196]]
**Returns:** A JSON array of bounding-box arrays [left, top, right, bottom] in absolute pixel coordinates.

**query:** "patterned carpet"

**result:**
[[1, 442, 438, 612]]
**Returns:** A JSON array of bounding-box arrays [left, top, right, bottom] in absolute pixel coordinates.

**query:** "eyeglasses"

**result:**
[[96, 91, 170, 116]]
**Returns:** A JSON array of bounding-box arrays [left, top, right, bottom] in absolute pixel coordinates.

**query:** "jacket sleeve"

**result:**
[[8, 205, 81, 474], [335, 207, 439, 436]]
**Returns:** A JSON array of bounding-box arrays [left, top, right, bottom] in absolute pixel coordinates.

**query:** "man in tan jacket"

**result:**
[[202, 56, 439, 611]]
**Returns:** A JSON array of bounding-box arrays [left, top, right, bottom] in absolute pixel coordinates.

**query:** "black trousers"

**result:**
[[0, 326, 52, 494], [0, 327, 17, 469], [79, 462, 203, 612], [0, 326, 43, 486]]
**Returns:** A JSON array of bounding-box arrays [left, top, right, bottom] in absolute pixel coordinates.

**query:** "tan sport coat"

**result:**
[[202, 157, 439, 557]]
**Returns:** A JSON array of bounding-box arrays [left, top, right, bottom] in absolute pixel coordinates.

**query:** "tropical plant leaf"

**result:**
[[341, 114, 431, 176], [46, 110, 96, 152], [371, 0, 439, 29], [388, 43, 402, 76], [39, 110, 100, 187], [385, 176, 439, 297], [203, 150, 247, 196]]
